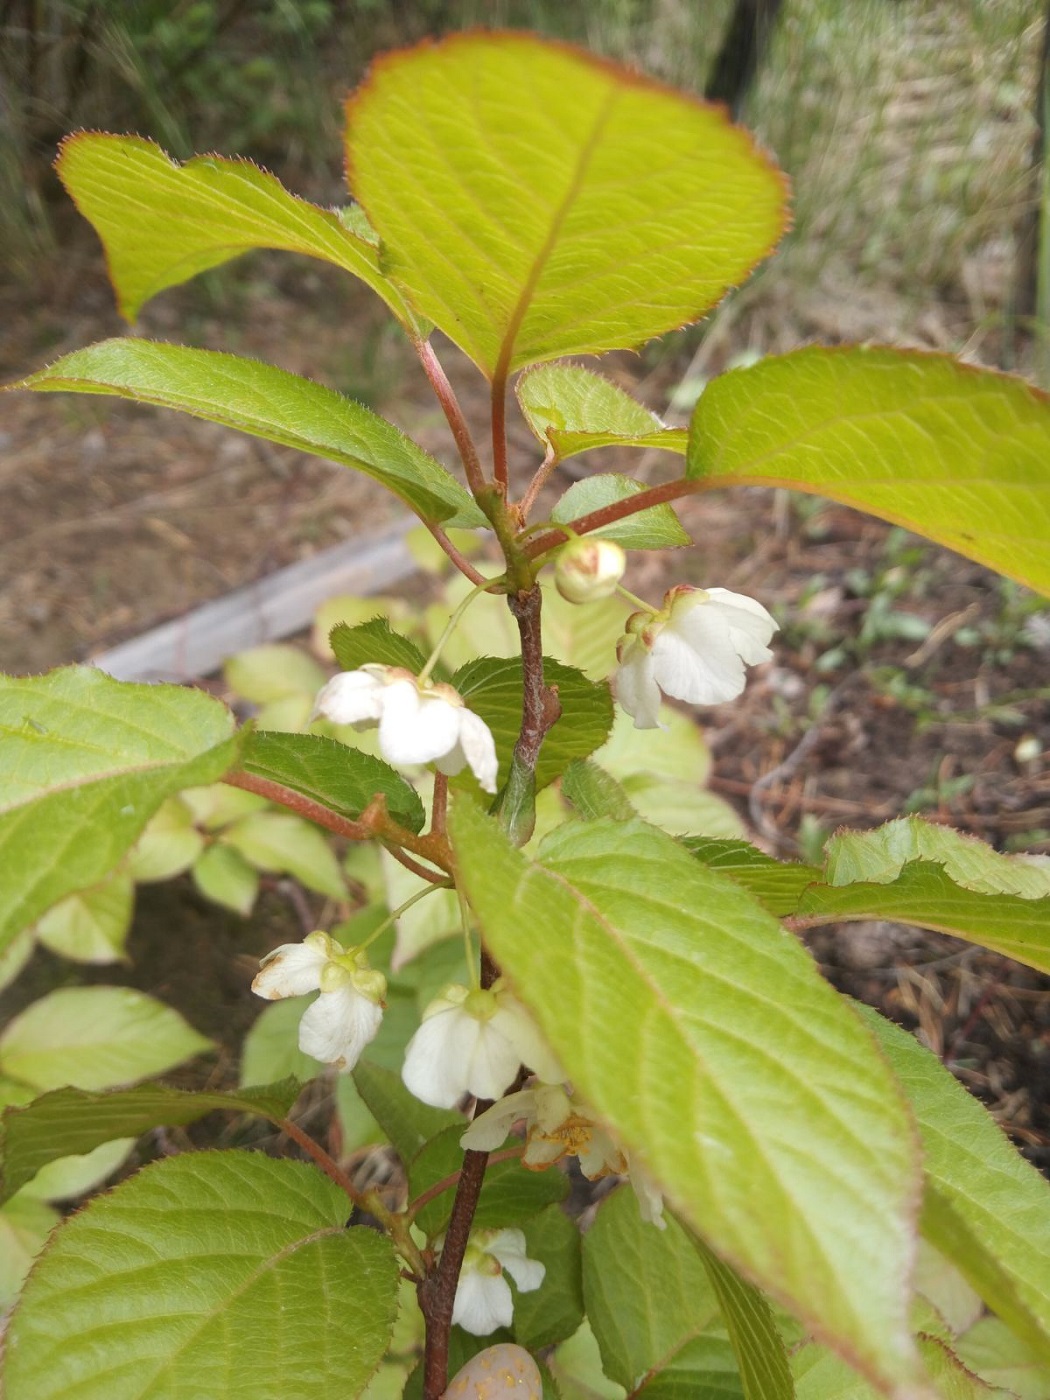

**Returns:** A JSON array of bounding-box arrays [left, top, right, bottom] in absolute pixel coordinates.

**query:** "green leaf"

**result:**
[[688, 347, 1050, 596], [514, 1204, 584, 1352], [955, 1318, 1050, 1400], [329, 617, 429, 674], [21, 1138, 135, 1204], [0, 1193, 58, 1308], [240, 1000, 322, 1089], [224, 645, 328, 705], [689, 1231, 794, 1400], [34, 870, 134, 964], [560, 760, 637, 822], [0, 987, 212, 1094], [539, 584, 630, 680], [451, 656, 614, 791], [552, 475, 690, 549], [861, 1007, 1050, 1365], [16, 340, 482, 527], [409, 1124, 568, 1239], [796, 864, 1050, 975], [0, 666, 237, 955], [792, 1337, 1011, 1400], [584, 1186, 743, 1400], [351, 1058, 461, 1166], [550, 1322, 627, 1400], [681, 838, 821, 918], [1, 1080, 300, 1203], [238, 730, 426, 835], [193, 841, 259, 914], [347, 32, 787, 374], [449, 804, 924, 1396], [127, 795, 205, 882], [221, 810, 346, 898], [2, 1151, 399, 1400], [825, 818, 1050, 897], [518, 364, 688, 461], [55, 133, 424, 330]]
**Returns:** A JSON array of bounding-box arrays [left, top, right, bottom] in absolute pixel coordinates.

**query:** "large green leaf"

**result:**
[[518, 364, 688, 461], [34, 869, 134, 964], [681, 838, 821, 919], [329, 617, 429, 675], [0, 1080, 301, 1203], [0, 666, 237, 955], [238, 730, 426, 834], [515, 1204, 585, 1352], [56, 133, 423, 330], [551, 476, 690, 550], [3, 1151, 399, 1400], [451, 656, 614, 791], [0, 987, 212, 1094], [346, 32, 787, 375], [449, 804, 924, 1396], [861, 1008, 1050, 1365], [351, 1058, 461, 1166], [688, 347, 1050, 595], [690, 1232, 795, 1400], [583, 1186, 744, 1400], [15, 340, 482, 527], [793, 818, 1050, 974]]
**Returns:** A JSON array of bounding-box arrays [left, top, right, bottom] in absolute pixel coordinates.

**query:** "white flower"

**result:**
[[462, 1084, 626, 1178], [627, 1152, 666, 1229], [554, 537, 626, 604], [401, 980, 563, 1109], [313, 665, 498, 792], [450, 1228, 545, 1336], [615, 584, 777, 728], [251, 930, 386, 1072]]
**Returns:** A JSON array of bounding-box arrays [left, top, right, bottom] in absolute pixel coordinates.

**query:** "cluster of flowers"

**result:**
[[253, 564, 777, 1332]]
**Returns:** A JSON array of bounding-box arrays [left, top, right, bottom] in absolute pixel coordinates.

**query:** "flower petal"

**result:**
[[703, 587, 778, 664], [461, 1090, 537, 1152], [402, 1007, 483, 1108], [493, 996, 564, 1085], [252, 937, 328, 1000], [651, 625, 746, 705], [312, 669, 385, 726], [298, 985, 383, 1071], [378, 682, 462, 766], [438, 708, 498, 792], [452, 1272, 514, 1335], [462, 1018, 527, 1101], [487, 1229, 546, 1293], [613, 636, 663, 728]]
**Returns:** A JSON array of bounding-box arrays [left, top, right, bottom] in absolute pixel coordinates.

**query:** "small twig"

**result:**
[[430, 772, 449, 839], [278, 1116, 364, 1207], [406, 1146, 524, 1219], [416, 340, 487, 496], [525, 475, 707, 559], [491, 374, 510, 494], [425, 521, 487, 586], [383, 843, 448, 885], [518, 444, 559, 521]]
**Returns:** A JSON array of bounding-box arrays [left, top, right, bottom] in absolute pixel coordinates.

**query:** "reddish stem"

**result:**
[[425, 521, 487, 585], [430, 772, 449, 838], [524, 474, 706, 559], [417, 340, 487, 496], [491, 374, 509, 494], [278, 1116, 363, 1206], [419, 1148, 490, 1399], [406, 1147, 524, 1219]]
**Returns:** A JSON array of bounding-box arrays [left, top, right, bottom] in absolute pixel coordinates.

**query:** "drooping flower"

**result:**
[[251, 930, 386, 1072], [554, 537, 626, 604], [463, 1083, 665, 1226], [313, 665, 498, 792], [614, 584, 777, 728], [449, 1228, 545, 1335], [401, 980, 563, 1109]]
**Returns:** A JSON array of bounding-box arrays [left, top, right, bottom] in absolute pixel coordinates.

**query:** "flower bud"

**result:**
[[553, 537, 626, 604]]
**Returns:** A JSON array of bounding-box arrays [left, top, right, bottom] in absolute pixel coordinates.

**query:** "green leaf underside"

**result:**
[[3, 1152, 398, 1400], [583, 1187, 744, 1400], [409, 1124, 568, 1239], [15, 340, 482, 527], [688, 347, 1050, 596], [861, 1008, 1050, 1365], [561, 759, 637, 822], [239, 730, 425, 834], [55, 133, 423, 330], [329, 617, 429, 674], [517, 363, 688, 461], [1, 1080, 301, 1203], [451, 656, 614, 790], [351, 1058, 461, 1166], [681, 837, 822, 918], [449, 804, 923, 1395], [552, 475, 690, 549], [346, 32, 787, 375], [0, 667, 237, 955]]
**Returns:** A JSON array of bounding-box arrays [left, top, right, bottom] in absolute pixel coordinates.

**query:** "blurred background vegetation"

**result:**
[[1, 0, 1044, 366]]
